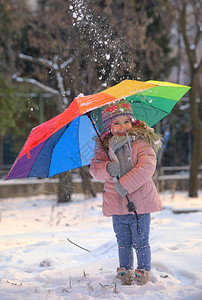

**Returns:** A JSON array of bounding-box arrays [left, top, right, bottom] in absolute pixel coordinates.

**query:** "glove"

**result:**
[[109, 135, 128, 153], [106, 162, 120, 177], [115, 145, 133, 176], [115, 181, 128, 196]]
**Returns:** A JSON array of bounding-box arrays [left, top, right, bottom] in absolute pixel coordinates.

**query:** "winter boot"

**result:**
[[116, 267, 134, 285], [134, 269, 151, 285]]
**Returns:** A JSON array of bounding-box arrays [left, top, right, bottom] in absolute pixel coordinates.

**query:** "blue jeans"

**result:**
[[112, 214, 151, 271]]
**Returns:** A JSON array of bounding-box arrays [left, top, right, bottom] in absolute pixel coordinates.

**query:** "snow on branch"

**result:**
[[19, 53, 58, 70], [56, 72, 66, 97], [60, 57, 74, 69], [19, 53, 74, 71], [12, 74, 59, 95], [179, 103, 190, 110], [18, 53, 72, 106]]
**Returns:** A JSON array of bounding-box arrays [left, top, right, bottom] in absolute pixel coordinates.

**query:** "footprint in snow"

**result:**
[[174, 270, 197, 285]]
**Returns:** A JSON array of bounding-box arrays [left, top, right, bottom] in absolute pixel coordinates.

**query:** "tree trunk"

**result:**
[[188, 73, 202, 197], [79, 166, 96, 198], [189, 127, 201, 197], [57, 171, 72, 203], [178, 1, 202, 197]]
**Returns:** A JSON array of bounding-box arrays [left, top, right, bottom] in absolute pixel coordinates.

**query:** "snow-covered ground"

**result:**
[[0, 191, 202, 300]]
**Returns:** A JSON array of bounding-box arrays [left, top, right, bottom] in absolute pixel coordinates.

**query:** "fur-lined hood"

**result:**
[[95, 125, 163, 156], [127, 127, 162, 154]]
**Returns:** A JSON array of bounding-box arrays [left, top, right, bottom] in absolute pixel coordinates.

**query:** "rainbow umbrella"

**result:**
[[5, 80, 190, 180]]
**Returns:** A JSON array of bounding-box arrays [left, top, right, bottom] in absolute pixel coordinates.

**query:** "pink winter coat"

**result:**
[[89, 130, 162, 216]]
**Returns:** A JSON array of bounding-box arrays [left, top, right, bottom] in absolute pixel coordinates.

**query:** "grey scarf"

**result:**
[[109, 135, 133, 177]]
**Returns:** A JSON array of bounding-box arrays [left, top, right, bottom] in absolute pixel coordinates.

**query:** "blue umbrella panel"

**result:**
[[49, 115, 96, 176], [14, 115, 97, 178]]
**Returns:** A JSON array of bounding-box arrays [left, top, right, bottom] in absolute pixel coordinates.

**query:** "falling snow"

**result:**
[[68, 0, 136, 85]]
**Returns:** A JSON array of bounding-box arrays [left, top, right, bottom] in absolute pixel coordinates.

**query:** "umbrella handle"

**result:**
[[87, 112, 111, 161]]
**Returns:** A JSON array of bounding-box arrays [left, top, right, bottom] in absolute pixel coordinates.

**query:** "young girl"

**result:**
[[89, 99, 162, 285]]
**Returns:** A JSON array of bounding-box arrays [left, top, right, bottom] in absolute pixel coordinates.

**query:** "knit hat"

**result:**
[[101, 99, 135, 137]]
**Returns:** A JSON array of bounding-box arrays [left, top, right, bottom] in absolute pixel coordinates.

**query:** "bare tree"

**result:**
[[1, 0, 174, 202], [175, 0, 202, 197]]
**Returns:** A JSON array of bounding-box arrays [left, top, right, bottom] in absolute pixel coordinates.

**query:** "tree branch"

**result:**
[[190, 0, 201, 49], [180, 2, 195, 68], [19, 53, 74, 71], [12, 74, 59, 95], [18, 54, 72, 107], [19, 53, 58, 70], [60, 57, 74, 69]]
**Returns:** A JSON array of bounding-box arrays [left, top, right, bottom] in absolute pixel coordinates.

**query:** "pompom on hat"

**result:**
[[100, 99, 140, 137]]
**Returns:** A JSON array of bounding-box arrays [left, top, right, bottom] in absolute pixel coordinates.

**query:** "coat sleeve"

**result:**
[[89, 146, 112, 182], [119, 140, 157, 194]]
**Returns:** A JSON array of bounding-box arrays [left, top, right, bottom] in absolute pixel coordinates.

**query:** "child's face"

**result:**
[[111, 115, 132, 136]]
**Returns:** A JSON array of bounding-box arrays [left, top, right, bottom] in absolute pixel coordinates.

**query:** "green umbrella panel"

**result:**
[[91, 84, 190, 131]]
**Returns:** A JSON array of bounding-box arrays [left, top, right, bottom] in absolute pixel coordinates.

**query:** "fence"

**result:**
[[0, 165, 202, 198]]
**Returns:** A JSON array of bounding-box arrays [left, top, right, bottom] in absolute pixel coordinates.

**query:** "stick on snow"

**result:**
[[67, 238, 90, 252]]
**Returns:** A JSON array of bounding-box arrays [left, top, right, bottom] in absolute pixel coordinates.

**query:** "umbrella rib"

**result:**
[[46, 125, 69, 176], [78, 116, 82, 167], [29, 125, 68, 177], [52, 124, 69, 148], [130, 95, 179, 114], [147, 102, 175, 114], [130, 101, 172, 120], [28, 137, 51, 177], [144, 105, 170, 114]]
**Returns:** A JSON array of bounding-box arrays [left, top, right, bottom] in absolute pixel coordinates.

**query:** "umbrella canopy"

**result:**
[[91, 80, 191, 131], [5, 80, 190, 180]]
